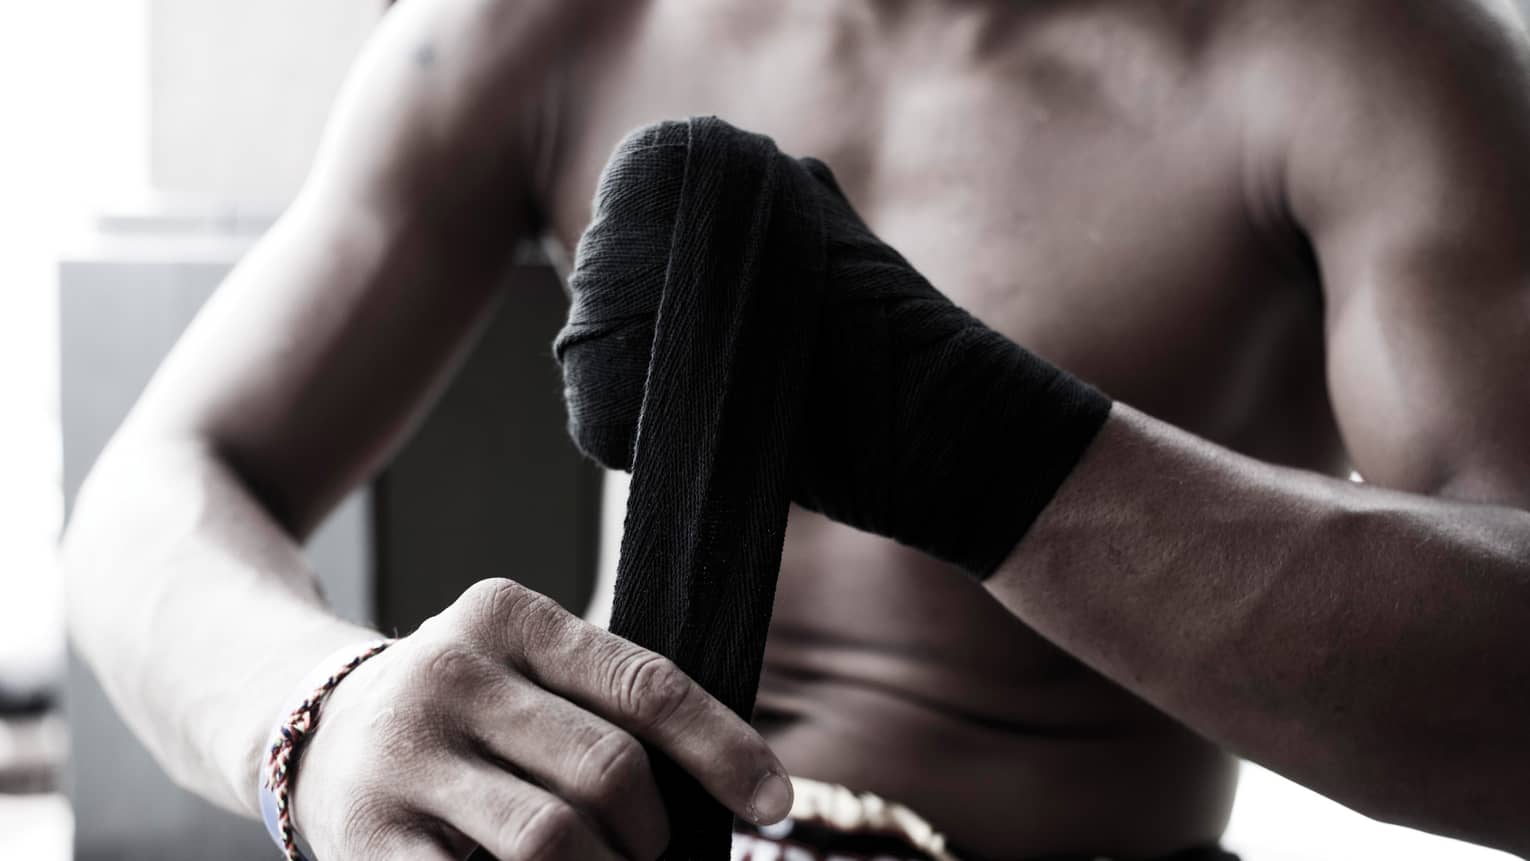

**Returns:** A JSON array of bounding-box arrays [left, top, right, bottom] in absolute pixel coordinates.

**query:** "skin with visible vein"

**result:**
[[62, 0, 1530, 858]]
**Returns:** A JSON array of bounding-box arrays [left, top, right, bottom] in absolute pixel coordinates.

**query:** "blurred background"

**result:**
[[0, 2, 1524, 859]]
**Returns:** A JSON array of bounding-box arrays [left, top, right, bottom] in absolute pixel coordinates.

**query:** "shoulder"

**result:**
[[388, 0, 611, 43], [319, 0, 635, 215], [1219, 0, 1530, 151], [1220, 0, 1528, 77], [1211, 0, 1530, 243], [375, 0, 620, 90], [1228, 1, 1530, 502], [1215, 0, 1529, 136], [370, 0, 641, 108]]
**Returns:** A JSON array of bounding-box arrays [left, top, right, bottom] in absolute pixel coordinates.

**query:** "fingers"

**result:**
[[469, 677, 669, 860], [591, 648, 793, 825], [420, 760, 626, 861], [475, 582, 792, 825]]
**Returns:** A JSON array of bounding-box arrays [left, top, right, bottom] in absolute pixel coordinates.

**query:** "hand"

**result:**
[[289, 579, 793, 860]]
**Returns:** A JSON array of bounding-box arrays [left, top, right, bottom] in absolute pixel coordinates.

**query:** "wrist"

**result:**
[[227, 621, 383, 818], [799, 331, 1112, 577], [258, 638, 396, 860]]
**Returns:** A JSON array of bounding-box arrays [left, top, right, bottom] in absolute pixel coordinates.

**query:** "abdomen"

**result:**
[[759, 506, 1240, 859]]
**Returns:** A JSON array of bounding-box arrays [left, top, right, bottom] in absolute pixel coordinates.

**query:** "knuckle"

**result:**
[[461, 577, 528, 624], [460, 578, 572, 654], [357, 670, 454, 762], [365, 702, 438, 763], [339, 795, 411, 857], [574, 729, 649, 802], [464, 579, 548, 655], [512, 593, 577, 656], [614, 653, 690, 729], [417, 642, 483, 687], [512, 801, 582, 861]]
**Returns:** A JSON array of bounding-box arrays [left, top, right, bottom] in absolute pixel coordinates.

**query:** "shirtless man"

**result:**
[[61, 0, 1530, 858]]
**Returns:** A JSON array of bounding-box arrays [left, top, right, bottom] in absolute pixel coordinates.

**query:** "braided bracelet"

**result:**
[[259, 640, 394, 861]]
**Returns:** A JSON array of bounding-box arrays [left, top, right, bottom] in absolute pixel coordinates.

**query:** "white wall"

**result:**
[[149, 0, 380, 204], [0, 3, 153, 856], [0, 0, 153, 689]]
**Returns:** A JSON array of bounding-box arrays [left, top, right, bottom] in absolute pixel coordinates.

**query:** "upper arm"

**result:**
[[1279, 0, 1530, 507], [122, 0, 589, 535]]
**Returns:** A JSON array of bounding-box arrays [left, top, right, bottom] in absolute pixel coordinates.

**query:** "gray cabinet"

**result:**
[[59, 212, 598, 859]]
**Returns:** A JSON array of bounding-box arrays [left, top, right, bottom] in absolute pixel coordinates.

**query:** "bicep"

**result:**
[[1285, 0, 1530, 506], [1325, 247, 1530, 507], [124, 0, 577, 535]]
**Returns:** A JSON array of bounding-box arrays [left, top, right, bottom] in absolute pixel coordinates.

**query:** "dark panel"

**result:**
[[373, 264, 602, 633]]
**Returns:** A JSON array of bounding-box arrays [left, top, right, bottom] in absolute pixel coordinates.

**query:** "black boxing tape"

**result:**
[[555, 116, 1110, 859]]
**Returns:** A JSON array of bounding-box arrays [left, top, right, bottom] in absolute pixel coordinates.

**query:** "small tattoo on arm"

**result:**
[[414, 44, 437, 68]]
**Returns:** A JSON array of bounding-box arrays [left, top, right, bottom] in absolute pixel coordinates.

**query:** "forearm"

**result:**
[[61, 434, 378, 816], [988, 405, 1530, 850]]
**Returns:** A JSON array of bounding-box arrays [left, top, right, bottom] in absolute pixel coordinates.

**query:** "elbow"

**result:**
[[59, 433, 215, 635]]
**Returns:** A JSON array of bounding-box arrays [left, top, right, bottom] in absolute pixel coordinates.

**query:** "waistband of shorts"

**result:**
[[733, 776, 1239, 861], [735, 776, 959, 860]]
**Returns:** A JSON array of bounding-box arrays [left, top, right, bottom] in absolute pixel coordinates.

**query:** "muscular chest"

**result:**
[[550, 0, 1339, 463]]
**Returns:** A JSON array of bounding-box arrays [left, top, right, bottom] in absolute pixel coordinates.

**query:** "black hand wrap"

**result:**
[[554, 117, 1110, 859]]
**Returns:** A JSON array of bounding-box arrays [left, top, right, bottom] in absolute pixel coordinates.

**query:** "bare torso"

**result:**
[[542, 2, 1347, 856]]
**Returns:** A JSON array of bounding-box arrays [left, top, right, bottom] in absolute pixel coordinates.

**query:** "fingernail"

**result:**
[[749, 772, 793, 824]]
